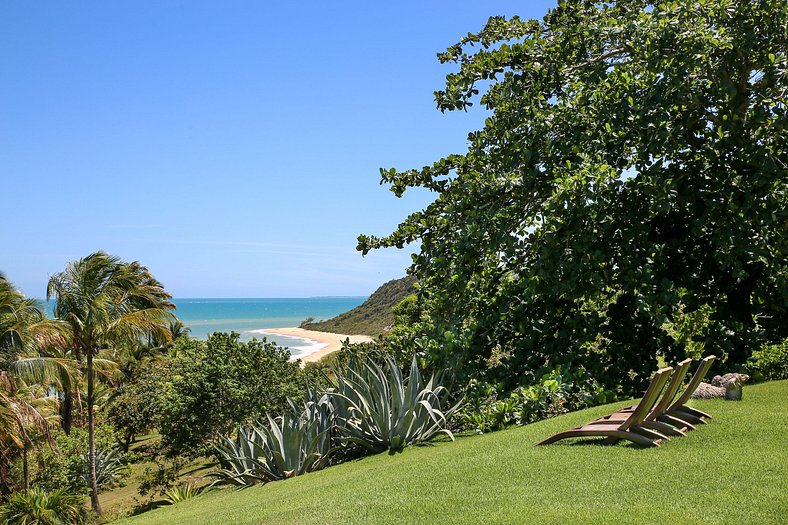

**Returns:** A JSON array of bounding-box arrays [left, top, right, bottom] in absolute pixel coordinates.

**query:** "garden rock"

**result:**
[[691, 373, 750, 401]]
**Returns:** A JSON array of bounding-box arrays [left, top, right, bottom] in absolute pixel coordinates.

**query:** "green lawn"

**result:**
[[98, 434, 213, 521], [117, 380, 788, 525]]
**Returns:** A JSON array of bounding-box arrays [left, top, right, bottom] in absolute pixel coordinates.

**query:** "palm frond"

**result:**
[[11, 356, 80, 391]]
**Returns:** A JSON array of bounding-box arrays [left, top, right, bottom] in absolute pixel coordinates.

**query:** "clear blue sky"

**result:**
[[1, 1, 554, 298]]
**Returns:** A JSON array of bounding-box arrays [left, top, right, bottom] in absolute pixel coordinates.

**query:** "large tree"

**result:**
[[47, 252, 174, 514], [158, 333, 304, 457], [359, 0, 788, 393]]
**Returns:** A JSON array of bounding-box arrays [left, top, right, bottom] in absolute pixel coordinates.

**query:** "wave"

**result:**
[[247, 329, 328, 360]]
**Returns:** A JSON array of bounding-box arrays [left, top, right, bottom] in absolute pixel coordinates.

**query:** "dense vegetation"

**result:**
[[0, 254, 314, 519], [301, 276, 416, 336], [359, 0, 788, 395], [211, 355, 457, 488], [157, 333, 304, 457], [1, 258, 455, 521], [117, 381, 788, 525], [2, 2, 787, 524]]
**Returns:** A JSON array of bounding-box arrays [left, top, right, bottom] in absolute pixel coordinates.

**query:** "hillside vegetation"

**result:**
[[302, 276, 416, 336], [117, 380, 787, 525]]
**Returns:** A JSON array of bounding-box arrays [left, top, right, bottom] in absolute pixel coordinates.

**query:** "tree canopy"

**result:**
[[47, 251, 175, 514], [359, 0, 788, 393], [158, 333, 304, 457]]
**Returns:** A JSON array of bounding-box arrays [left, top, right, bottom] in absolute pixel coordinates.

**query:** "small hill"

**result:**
[[117, 380, 787, 525], [301, 276, 416, 336]]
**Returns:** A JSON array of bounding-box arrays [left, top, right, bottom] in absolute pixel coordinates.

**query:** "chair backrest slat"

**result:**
[[621, 367, 672, 430], [669, 355, 716, 409], [649, 358, 693, 417]]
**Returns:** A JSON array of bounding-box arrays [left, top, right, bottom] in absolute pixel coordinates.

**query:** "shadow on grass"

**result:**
[[543, 438, 652, 449], [179, 463, 214, 477]]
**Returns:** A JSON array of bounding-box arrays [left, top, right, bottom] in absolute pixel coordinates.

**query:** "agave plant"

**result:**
[[211, 400, 333, 487], [0, 488, 91, 525], [78, 447, 126, 489], [329, 355, 460, 454], [162, 483, 203, 505]]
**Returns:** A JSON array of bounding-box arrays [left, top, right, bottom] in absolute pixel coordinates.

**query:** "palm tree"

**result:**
[[0, 273, 68, 495], [47, 252, 175, 514], [0, 274, 65, 365], [0, 373, 59, 495], [37, 344, 120, 435]]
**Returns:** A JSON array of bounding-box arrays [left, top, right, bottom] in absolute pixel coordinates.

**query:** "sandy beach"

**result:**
[[260, 327, 374, 363]]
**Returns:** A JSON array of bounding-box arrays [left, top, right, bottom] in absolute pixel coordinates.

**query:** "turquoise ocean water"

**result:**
[[173, 297, 365, 358], [47, 297, 366, 359]]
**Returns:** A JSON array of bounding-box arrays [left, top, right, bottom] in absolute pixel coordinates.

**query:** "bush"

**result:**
[[210, 354, 459, 487], [158, 333, 305, 456], [78, 447, 126, 489], [31, 423, 128, 494], [137, 455, 187, 499], [329, 355, 459, 454], [453, 368, 608, 434], [211, 403, 332, 487], [162, 483, 203, 505], [0, 488, 91, 525], [106, 362, 174, 451], [747, 340, 788, 381]]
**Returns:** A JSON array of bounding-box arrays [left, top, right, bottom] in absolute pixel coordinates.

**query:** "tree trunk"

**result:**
[[87, 351, 103, 515], [61, 390, 73, 435], [0, 447, 11, 496], [22, 447, 29, 494]]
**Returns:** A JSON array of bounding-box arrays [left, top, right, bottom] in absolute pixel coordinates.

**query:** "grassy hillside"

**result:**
[[302, 276, 416, 336], [96, 435, 213, 520], [117, 380, 787, 525]]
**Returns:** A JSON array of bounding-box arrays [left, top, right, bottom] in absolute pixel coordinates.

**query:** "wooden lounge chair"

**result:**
[[661, 355, 716, 426], [587, 358, 694, 437], [536, 367, 673, 447], [584, 356, 717, 431]]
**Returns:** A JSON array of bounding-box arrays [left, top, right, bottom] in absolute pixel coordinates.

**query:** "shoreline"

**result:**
[[258, 327, 374, 363]]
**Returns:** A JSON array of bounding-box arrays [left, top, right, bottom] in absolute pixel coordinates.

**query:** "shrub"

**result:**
[[747, 340, 788, 381], [0, 488, 91, 525], [106, 362, 173, 452], [211, 400, 333, 487], [454, 368, 607, 434], [158, 333, 305, 456], [162, 483, 203, 505], [210, 354, 459, 486], [329, 355, 460, 454], [137, 456, 187, 498], [78, 447, 127, 490], [31, 424, 127, 494]]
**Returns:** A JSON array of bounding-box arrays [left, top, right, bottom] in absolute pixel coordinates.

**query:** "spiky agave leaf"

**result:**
[[78, 447, 126, 488], [210, 406, 334, 487], [163, 483, 203, 505], [329, 355, 460, 454]]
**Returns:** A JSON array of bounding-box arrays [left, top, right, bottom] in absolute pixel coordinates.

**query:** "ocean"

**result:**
[[47, 297, 366, 359], [173, 297, 365, 357]]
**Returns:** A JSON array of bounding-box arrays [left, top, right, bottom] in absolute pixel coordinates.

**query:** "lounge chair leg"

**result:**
[[678, 404, 712, 420], [536, 431, 574, 446], [538, 429, 658, 447], [669, 409, 706, 425], [614, 430, 660, 447], [657, 414, 695, 432], [631, 426, 668, 443], [642, 420, 686, 437]]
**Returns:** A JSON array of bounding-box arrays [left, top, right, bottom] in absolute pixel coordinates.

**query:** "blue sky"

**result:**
[[1, 1, 554, 298]]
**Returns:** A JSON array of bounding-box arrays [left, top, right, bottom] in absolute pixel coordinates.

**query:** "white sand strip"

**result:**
[[258, 327, 374, 363]]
